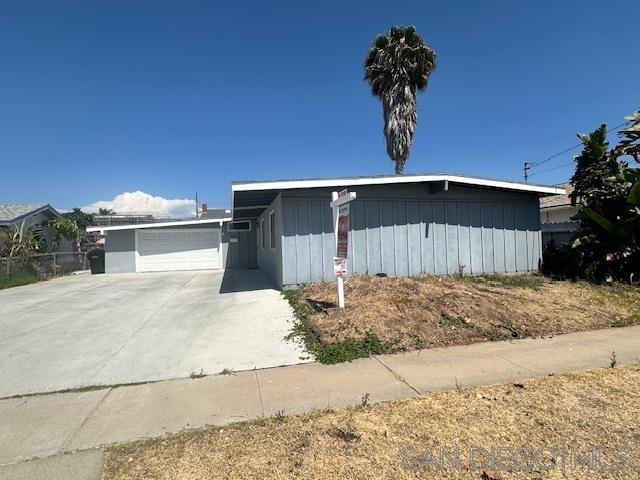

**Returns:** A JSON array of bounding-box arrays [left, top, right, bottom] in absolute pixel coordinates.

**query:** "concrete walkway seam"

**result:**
[[253, 370, 265, 417], [61, 388, 113, 452], [371, 355, 422, 395]]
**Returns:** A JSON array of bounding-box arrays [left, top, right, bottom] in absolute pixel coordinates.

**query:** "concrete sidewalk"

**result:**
[[1, 325, 639, 478]]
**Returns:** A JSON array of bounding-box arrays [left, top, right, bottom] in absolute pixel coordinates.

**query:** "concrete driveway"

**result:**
[[0, 270, 310, 398]]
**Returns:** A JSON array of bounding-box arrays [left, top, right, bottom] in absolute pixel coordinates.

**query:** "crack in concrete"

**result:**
[[61, 389, 112, 453], [371, 355, 422, 395], [253, 370, 265, 417]]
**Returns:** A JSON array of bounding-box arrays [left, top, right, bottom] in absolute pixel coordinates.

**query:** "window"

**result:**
[[269, 211, 275, 249], [228, 220, 251, 232], [260, 219, 265, 249]]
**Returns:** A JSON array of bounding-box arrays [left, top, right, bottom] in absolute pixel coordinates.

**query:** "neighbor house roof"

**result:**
[[0, 203, 59, 226], [539, 182, 575, 210], [86, 218, 231, 233], [231, 172, 566, 220]]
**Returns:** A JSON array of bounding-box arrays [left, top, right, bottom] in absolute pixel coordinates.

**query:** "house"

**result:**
[[0, 203, 77, 253], [234, 173, 564, 288], [539, 182, 579, 245], [87, 173, 564, 286], [0, 203, 61, 230]]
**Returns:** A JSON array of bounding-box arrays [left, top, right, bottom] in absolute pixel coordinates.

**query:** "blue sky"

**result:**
[[1, 0, 638, 213]]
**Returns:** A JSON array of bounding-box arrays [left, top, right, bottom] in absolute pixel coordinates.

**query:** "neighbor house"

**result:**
[[539, 182, 579, 245], [0, 203, 61, 230], [89, 173, 564, 287], [0, 203, 77, 253]]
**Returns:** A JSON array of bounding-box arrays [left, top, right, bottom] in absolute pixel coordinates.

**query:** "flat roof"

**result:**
[[231, 172, 565, 220], [87, 218, 231, 232], [232, 172, 564, 195]]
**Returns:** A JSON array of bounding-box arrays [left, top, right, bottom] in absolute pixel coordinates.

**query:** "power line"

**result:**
[[529, 120, 629, 169], [523, 119, 630, 182], [528, 161, 573, 178]]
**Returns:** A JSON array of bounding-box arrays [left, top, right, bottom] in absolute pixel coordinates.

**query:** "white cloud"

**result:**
[[83, 191, 196, 219]]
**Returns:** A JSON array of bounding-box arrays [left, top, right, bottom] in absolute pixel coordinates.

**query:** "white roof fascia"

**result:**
[[232, 174, 565, 196], [86, 218, 232, 233]]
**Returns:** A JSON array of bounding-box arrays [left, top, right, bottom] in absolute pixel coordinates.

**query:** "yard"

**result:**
[[102, 364, 640, 479], [286, 274, 640, 363]]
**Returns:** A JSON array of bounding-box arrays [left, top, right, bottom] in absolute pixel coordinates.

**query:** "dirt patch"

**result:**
[[297, 274, 640, 352], [102, 364, 640, 479]]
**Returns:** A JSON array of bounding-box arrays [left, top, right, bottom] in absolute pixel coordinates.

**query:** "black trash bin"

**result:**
[[87, 248, 105, 274]]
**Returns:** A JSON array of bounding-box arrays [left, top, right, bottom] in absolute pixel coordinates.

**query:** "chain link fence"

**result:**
[[0, 252, 88, 288]]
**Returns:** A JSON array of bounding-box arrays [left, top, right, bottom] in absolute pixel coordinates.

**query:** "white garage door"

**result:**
[[137, 228, 220, 272]]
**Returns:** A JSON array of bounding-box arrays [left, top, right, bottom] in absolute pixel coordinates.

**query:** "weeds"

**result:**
[[218, 368, 234, 376], [439, 312, 468, 328], [484, 329, 512, 342], [360, 393, 370, 407], [329, 423, 360, 443], [284, 289, 388, 364], [0, 272, 40, 290], [466, 274, 544, 290], [274, 410, 285, 422], [610, 351, 617, 368], [315, 333, 386, 364], [190, 369, 205, 379]]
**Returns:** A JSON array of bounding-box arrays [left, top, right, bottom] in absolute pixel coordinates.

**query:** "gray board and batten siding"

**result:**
[[257, 183, 543, 288]]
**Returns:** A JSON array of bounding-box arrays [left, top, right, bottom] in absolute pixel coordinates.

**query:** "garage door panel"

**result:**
[[137, 228, 220, 272]]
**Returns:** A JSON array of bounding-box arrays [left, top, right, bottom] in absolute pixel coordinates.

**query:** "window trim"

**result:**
[[269, 211, 276, 250], [228, 220, 251, 232]]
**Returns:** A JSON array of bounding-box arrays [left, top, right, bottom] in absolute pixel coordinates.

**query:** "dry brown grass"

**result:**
[[297, 274, 640, 351], [102, 364, 640, 479]]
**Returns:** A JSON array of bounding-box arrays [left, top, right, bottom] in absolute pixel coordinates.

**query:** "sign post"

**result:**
[[330, 189, 356, 308]]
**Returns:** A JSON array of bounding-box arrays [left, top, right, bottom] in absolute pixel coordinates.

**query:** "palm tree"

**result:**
[[364, 26, 437, 174]]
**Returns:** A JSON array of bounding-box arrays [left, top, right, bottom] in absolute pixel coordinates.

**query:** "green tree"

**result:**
[[98, 208, 116, 215], [47, 218, 81, 251], [364, 26, 437, 175], [61, 208, 94, 231], [568, 110, 640, 282]]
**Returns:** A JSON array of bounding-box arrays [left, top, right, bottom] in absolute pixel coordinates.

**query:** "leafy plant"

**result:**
[[364, 26, 437, 174], [61, 208, 95, 231], [543, 109, 640, 283], [47, 218, 81, 251], [0, 221, 40, 259], [314, 333, 386, 365]]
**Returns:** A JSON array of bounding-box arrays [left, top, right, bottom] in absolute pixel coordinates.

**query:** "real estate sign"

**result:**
[[330, 189, 357, 308], [333, 257, 347, 276], [336, 202, 350, 259]]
